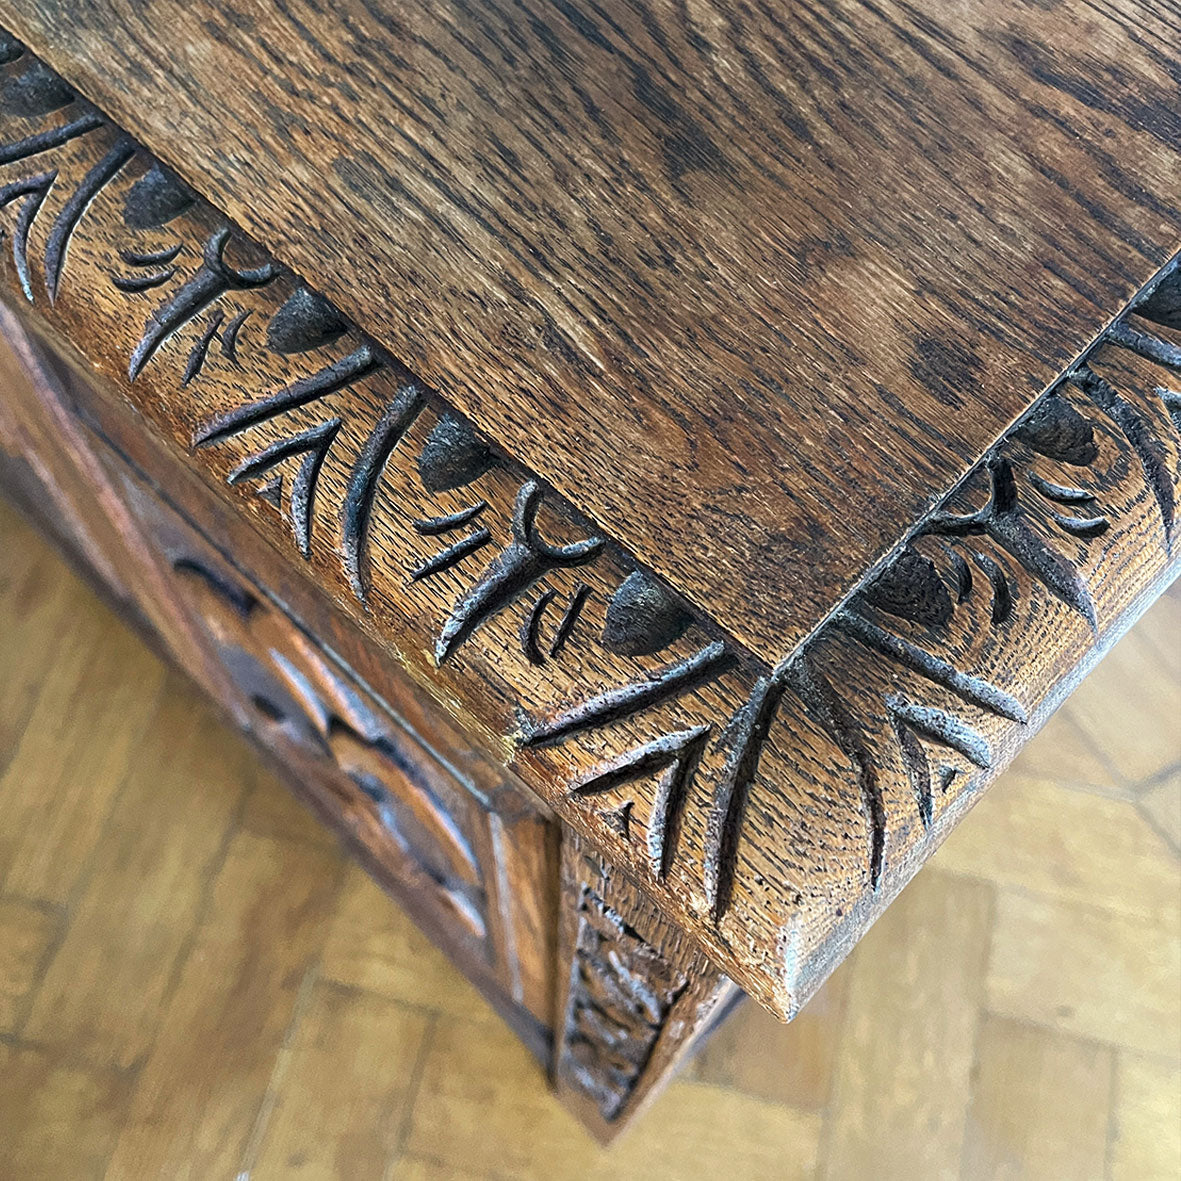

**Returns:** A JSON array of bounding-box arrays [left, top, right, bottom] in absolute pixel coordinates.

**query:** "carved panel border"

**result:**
[[0, 36, 1177, 1017]]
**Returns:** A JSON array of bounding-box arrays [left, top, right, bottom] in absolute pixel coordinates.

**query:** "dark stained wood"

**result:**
[[3, 0, 1178, 662], [0, 49, 1176, 1024]]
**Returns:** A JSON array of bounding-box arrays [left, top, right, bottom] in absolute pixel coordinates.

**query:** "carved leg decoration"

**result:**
[[552, 832, 738, 1140]]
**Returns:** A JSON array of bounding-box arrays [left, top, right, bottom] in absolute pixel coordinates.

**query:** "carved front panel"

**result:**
[[116, 472, 501, 950]]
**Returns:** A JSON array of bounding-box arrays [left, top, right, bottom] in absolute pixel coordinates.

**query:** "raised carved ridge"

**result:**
[[0, 37, 1176, 1018]]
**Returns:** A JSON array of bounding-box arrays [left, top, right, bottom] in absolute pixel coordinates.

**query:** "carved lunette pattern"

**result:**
[[0, 37, 1177, 1018]]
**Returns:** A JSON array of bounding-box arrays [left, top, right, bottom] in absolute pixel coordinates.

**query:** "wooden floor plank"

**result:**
[[103, 830, 342, 1180], [0, 897, 60, 1034], [987, 890, 1181, 1056], [1067, 624, 1181, 785], [1138, 770, 1181, 857], [1109, 1052, 1181, 1181], [320, 865, 491, 1022], [20, 673, 260, 1070], [961, 1016, 1113, 1181], [248, 981, 431, 1179], [689, 959, 849, 1110], [933, 772, 1181, 928], [1002, 704, 1125, 797], [0, 502, 84, 774], [406, 1013, 821, 1180], [0, 439, 1178, 1177], [0, 601, 167, 905], [0, 1041, 132, 1181], [821, 870, 994, 1181]]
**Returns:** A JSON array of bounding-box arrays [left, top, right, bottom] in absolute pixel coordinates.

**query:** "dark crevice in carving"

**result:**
[[520, 588, 558, 665], [0, 169, 53, 299], [835, 609, 1027, 723], [123, 161, 196, 229], [971, 551, 1013, 625], [550, 582, 592, 658], [220, 308, 251, 363], [172, 555, 258, 618], [344, 385, 425, 600], [44, 135, 135, 302], [859, 547, 953, 628], [600, 801, 634, 840], [602, 569, 693, 656], [413, 501, 488, 535], [110, 266, 176, 292], [227, 418, 342, 557], [1073, 367, 1175, 546], [129, 227, 279, 381], [194, 344, 378, 446], [120, 242, 183, 267], [1161, 388, 1181, 435], [787, 655, 886, 889], [410, 527, 492, 581], [519, 642, 732, 748], [573, 725, 711, 881], [0, 111, 103, 167], [943, 546, 972, 603], [256, 473, 283, 509], [435, 481, 603, 664], [1028, 472, 1097, 505], [418, 412, 496, 492], [1107, 317, 1181, 373], [705, 666, 790, 921], [1048, 509, 1109, 539], [266, 283, 348, 353], [182, 310, 223, 386]]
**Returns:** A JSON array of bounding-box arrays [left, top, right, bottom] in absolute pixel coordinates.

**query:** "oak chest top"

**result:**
[[0, 0, 1177, 1022]]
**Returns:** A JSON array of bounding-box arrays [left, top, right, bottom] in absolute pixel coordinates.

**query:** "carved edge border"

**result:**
[[0, 36, 1177, 1018]]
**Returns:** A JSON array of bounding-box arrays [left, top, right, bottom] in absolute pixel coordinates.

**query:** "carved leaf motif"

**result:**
[[888, 694, 991, 830], [1074, 367, 1175, 544], [436, 480, 603, 664], [226, 417, 341, 557], [128, 227, 279, 381], [571, 724, 711, 880]]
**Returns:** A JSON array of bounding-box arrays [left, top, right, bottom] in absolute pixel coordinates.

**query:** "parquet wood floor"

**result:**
[[0, 497, 1177, 1180]]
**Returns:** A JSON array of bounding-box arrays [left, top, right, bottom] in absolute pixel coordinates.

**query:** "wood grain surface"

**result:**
[[0, 37, 1176, 1019], [3, 0, 1178, 660]]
